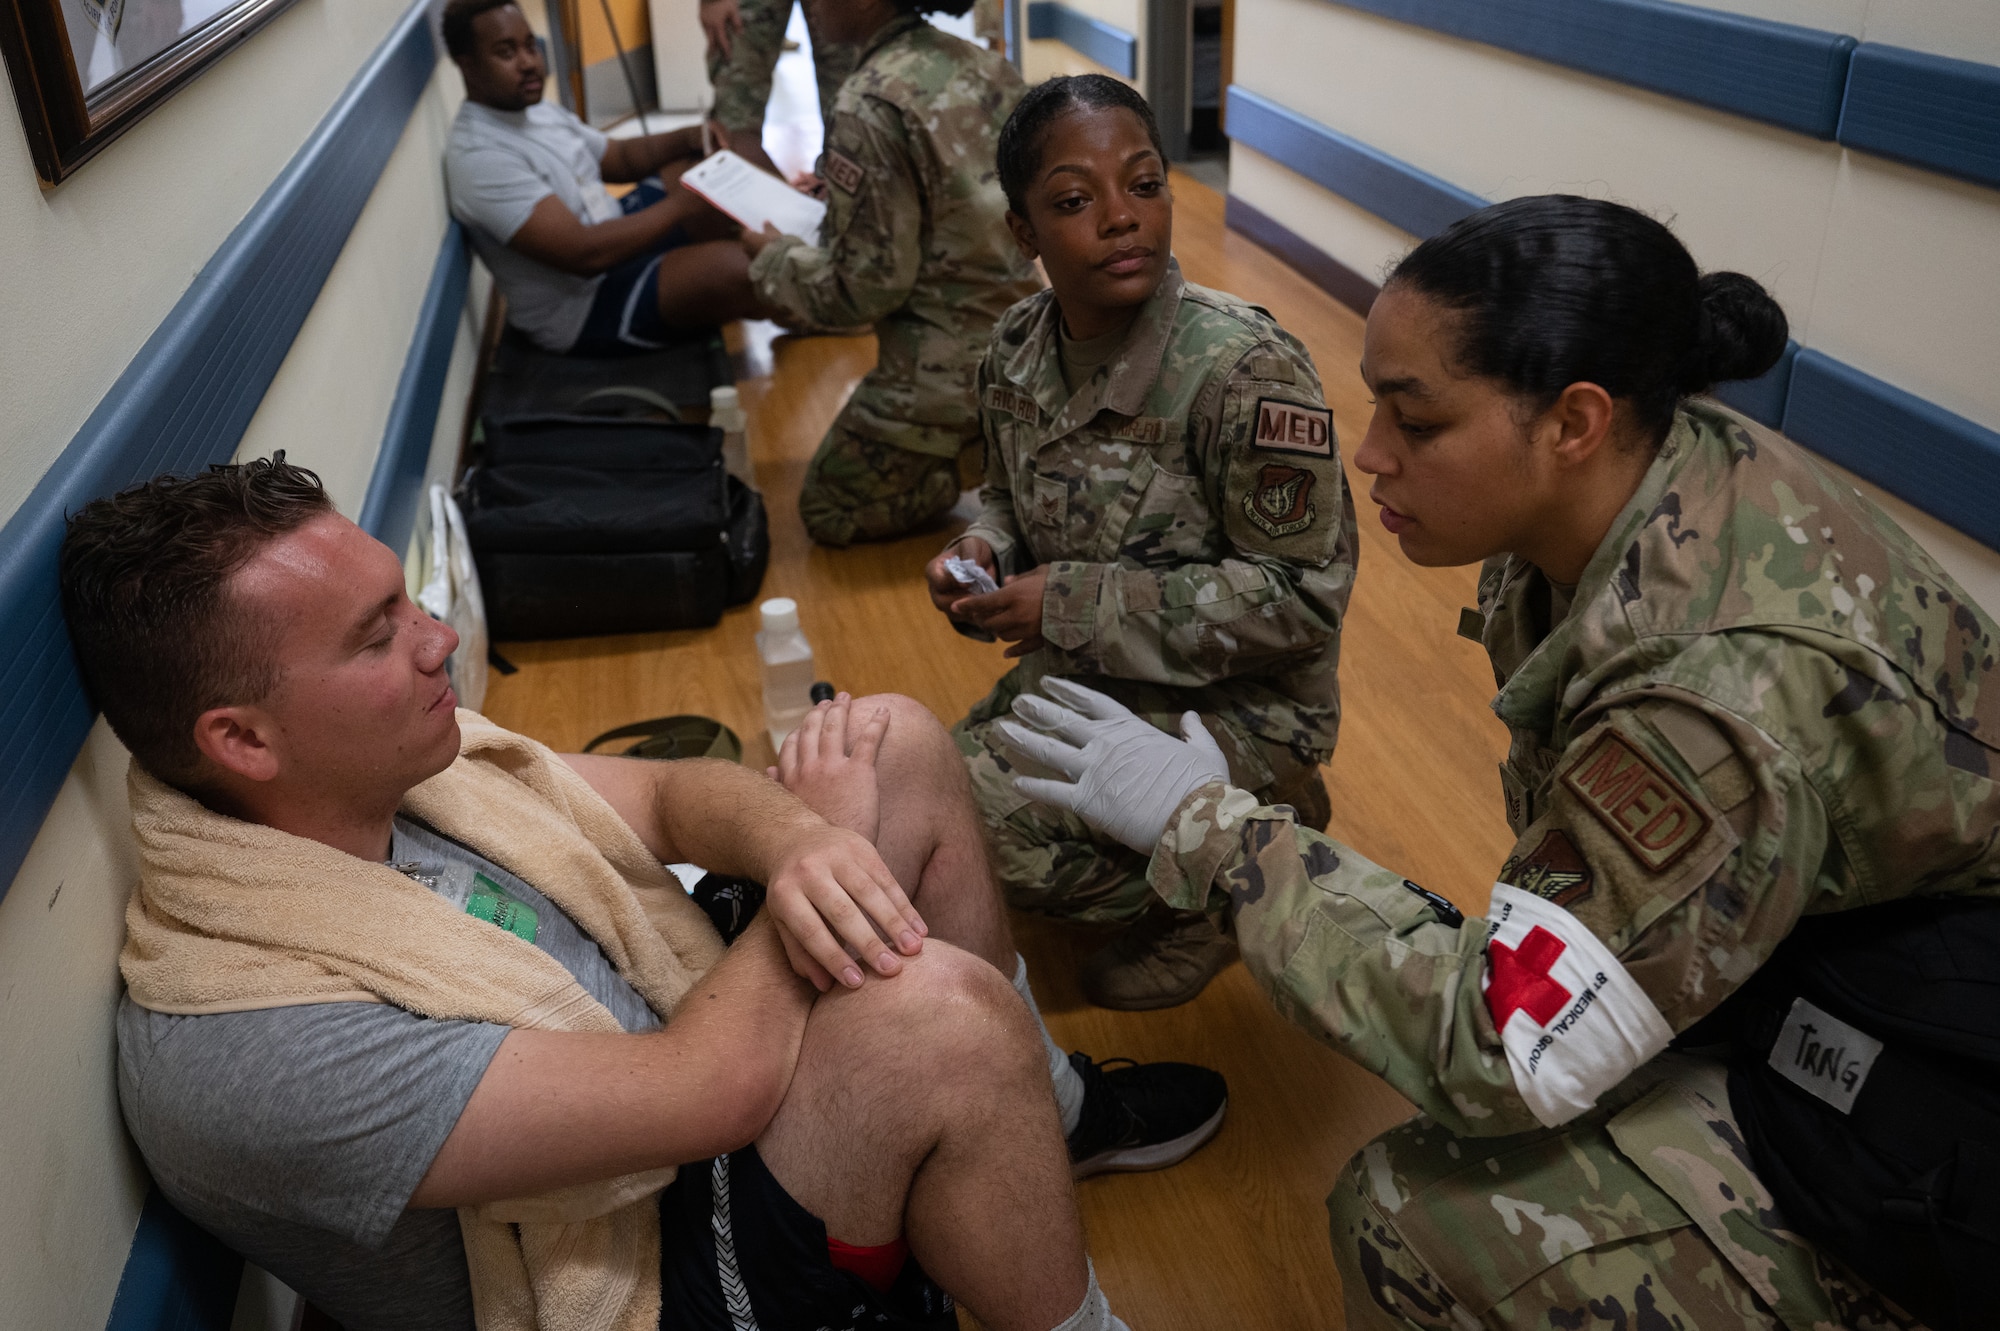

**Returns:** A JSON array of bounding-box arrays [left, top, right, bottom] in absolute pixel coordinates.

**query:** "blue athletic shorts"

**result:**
[[568, 178, 696, 357]]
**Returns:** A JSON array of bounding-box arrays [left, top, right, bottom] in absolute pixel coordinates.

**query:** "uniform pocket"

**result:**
[[1118, 462, 1209, 564]]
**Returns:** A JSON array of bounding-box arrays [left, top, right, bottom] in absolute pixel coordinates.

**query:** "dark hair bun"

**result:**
[[1687, 271, 1788, 390]]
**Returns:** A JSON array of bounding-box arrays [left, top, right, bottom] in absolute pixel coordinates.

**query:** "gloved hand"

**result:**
[[995, 678, 1231, 855]]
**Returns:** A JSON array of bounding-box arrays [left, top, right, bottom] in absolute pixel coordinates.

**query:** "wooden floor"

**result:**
[[480, 173, 1516, 1329]]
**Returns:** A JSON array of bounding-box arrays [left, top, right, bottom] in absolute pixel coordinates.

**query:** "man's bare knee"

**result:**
[[815, 941, 1034, 1076]]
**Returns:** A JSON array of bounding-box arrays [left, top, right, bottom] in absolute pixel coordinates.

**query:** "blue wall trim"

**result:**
[[103, 1189, 242, 1331], [358, 223, 472, 554], [0, 0, 438, 909], [1226, 85, 1484, 240], [1026, 1, 1138, 78], [1320, 0, 1855, 139], [1784, 351, 2000, 552], [1838, 44, 2000, 193]]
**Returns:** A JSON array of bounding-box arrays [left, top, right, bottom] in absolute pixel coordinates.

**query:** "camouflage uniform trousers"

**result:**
[[1330, 1056, 1925, 1331], [707, 0, 861, 133], [954, 669, 1331, 924], [796, 421, 980, 547]]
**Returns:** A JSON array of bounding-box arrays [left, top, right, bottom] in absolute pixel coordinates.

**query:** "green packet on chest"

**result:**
[[466, 871, 538, 944]]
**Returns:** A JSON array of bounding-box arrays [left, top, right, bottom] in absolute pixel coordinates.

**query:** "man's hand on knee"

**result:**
[[763, 815, 927, 992], [770, 693, 889, 842]]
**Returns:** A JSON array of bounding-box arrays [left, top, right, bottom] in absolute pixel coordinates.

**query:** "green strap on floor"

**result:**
[[583, 715, 743, 762]]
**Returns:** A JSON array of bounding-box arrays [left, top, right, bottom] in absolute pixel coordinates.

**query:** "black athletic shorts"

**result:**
[[659, 1146, 956, 1330]]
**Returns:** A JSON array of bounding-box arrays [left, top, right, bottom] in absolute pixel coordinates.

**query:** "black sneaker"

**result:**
[[1064, 1052, 1227, 1179]]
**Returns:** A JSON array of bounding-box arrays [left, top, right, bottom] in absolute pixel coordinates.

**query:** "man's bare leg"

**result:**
[[755, 943, 1094, 1331], [654, 240, 771, 328], [864, 693, 1015, 970]]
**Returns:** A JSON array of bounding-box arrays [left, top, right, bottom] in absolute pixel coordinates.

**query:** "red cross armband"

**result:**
[[1481, 884, 1673, 1127]]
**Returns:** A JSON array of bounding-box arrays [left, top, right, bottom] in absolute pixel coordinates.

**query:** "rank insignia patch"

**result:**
[[1252, 398, 1334, 457], [1243, 464, 1316, 538], [821, 149, 865, 195], [1501, 829, 1594, 907], [1561, 732, 1710, 872]]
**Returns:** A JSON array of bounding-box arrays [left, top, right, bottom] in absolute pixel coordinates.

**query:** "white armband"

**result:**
[[1481, 884, 1674, 1128]]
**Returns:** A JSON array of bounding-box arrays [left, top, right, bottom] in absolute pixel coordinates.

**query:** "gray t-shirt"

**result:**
[[443, 100, 624, 353], [116, 817, 662, 1331]]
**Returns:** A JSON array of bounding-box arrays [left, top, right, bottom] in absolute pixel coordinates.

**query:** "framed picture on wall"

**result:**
[[1, 0, 307, 185]]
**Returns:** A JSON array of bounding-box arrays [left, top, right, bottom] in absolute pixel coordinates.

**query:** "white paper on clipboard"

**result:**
[[680, 150, 828, 242]]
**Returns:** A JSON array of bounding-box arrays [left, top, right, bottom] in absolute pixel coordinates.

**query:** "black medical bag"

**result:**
[[1713, 896, 2000, 1331], [460, 414, 767, 640]]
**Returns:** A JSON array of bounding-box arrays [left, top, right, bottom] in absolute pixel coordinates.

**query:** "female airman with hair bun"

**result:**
[[1006, 192, 1998, 1328]]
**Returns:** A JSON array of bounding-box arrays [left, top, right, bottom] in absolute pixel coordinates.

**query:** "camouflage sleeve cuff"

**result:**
[[747, 234, 813, 305], [1147, 781, 1265, 911], [1040, 560, 1105, 653], [957, 522, 1019, 573]]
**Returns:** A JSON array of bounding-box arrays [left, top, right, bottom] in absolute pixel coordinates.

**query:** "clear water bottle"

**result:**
[[757, 597, 815, 752], [711, 384, 750, 485]]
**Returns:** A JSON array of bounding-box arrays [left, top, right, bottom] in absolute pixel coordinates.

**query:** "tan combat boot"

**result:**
[[1080, 906, 1237, 1011]]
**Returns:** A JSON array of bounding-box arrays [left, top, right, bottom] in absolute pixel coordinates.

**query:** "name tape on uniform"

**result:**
[[1769, 996, 1882, 1115], [1483, 884, 1673, 1127], [821, 149, 866, 195], [1252, 398, 1333, 457], [1105, 416, 1173, 445], [983, 383, 1040, 425], [1561, 731, 1710, 871]]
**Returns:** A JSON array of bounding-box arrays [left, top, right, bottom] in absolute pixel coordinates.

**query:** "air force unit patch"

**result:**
[[1252, 398, 1333, 457], [1482, 884, 1673, 1127], [1244, 464, 1316, 538]]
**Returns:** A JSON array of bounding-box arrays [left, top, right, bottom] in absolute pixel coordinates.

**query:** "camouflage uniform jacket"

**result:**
[[749, 16, 1041, 458], [963, 261, 1358, 766], [1149, 402, 2000, 1325]]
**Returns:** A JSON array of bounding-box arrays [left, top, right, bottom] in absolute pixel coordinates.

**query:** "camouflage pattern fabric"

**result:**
[[1333, 1056, 1925, 1330], [955, 260, 1355, 916], [705, 0, 860, 133], [954, 668, 1330, 923], [1148, 402, 1999, 1326], [752, 15, 1041, 542], [797, 424, 963, 547]]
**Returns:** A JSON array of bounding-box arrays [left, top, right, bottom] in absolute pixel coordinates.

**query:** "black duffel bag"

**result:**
[[460, 415, 767, 640], [1715, 896, 2000, 1331]]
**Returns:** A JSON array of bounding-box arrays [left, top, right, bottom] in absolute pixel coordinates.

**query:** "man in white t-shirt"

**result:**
[[442, 0, 770, 354]]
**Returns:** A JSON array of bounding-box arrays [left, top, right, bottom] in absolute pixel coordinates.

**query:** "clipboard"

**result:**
[[680, 149, 828, 241]]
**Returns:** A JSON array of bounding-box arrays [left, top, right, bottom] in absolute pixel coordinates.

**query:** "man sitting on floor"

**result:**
[[63, 455, 1227, 1331], [442, 0, 768, 355]]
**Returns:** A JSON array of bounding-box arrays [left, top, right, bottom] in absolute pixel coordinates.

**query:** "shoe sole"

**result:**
[[1071, 1097, 1227, 1180]]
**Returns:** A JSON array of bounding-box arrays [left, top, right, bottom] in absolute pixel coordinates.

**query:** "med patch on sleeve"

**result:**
[[820, 148, 866, 195], [1482, 884, 1673, 1127], [1251, 398, 1334, 457]]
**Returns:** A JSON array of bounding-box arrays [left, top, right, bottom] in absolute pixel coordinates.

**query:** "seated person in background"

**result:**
[[742, 0, 1042, 547], [926, 77, 1355, 1012], [1003, 197, 1985, 1329], [64, 457, 1223, 1331], [442, 0, 768, 356]]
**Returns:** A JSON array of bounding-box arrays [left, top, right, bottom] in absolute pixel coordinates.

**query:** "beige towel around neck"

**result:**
[[121, 711, 727, 1331]]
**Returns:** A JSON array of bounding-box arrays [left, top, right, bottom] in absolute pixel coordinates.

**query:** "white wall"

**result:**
[[1227, 0, 2000, 604], [0, 2, 489, 1325]]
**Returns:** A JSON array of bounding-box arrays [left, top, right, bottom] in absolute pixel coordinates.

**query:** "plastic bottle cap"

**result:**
[[759, 597, 799, 633], [710, 385, 740, 411]]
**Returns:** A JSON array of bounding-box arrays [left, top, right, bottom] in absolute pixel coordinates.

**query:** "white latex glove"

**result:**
[[995, 677, 1230, 855]]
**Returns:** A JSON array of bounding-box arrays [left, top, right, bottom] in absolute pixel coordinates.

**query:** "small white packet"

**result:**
[[945, 556, 999, 595]]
